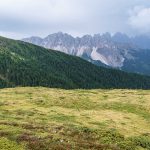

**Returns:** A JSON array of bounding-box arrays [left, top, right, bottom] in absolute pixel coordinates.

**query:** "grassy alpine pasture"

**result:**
[[0, 87, 150, 150]]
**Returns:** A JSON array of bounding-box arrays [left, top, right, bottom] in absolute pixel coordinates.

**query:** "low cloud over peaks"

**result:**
[[128, 6, 150, 33]]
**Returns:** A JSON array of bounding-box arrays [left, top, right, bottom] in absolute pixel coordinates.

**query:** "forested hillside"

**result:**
[[0, 36, 150, 89]]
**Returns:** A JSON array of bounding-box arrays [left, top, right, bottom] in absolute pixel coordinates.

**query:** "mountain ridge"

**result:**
[[0, 36, 150, 89], [22, 32, 150, 75]]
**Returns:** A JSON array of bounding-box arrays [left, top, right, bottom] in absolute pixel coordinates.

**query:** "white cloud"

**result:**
[[128, 6, 150, 33], [0, 0, 150, 38]]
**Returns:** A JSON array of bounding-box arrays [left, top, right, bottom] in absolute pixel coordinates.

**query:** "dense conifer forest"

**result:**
[[0, 36, 150, 89]]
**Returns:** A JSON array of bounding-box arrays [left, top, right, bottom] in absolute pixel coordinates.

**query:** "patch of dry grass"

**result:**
[[0, 87, 150, 149]]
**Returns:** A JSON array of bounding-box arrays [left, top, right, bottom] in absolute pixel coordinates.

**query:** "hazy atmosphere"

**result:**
[[0, 0, 150, 39]]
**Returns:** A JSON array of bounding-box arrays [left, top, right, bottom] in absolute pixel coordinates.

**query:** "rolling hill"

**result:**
[[0, 36, 150, 89]]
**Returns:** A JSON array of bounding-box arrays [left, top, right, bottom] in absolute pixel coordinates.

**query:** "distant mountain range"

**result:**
[[0, 36, 150, 89], [22, 32, 150, 75]]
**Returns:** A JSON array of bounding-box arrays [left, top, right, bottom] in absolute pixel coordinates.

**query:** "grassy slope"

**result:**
[[0, 87, 150, 150], [0, 36, 150, 89]]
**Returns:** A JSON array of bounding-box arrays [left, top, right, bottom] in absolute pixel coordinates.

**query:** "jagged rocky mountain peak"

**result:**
[[22, 32, 150, 75]]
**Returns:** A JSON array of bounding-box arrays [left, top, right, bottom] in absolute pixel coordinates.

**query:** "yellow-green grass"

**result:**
[[0, 87, 150, 150]]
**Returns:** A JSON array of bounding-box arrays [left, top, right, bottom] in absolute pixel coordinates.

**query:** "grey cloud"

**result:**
[[0, 0, 150, 39]]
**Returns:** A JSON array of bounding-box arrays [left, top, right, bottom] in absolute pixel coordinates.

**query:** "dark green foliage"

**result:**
[[130, 135, 150, 149], [0, 36, 150, 89]]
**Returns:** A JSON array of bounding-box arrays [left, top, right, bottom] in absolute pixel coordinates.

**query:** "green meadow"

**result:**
[[0, 87, 150, 150]]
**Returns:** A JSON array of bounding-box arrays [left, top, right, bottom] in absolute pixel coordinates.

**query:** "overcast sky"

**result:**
[[0, 0, 150, 39]]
